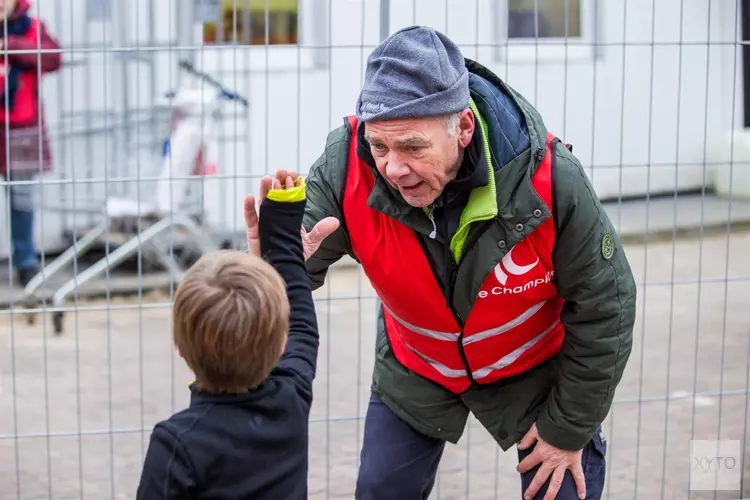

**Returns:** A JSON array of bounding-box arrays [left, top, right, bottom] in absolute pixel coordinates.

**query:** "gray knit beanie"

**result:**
[[355, 25, 469, 123]]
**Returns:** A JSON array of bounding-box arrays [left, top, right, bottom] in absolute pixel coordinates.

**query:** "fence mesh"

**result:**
[[1, 0, 750, 498]]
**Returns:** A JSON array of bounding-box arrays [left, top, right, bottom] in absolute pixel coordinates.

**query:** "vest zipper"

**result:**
[[420, 206, 478, 388], [446, 248, 477, 387], [426, 205, 437, 239], [414, 229, 462, 327]]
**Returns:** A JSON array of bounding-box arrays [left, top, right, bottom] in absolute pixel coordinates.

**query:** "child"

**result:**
[[0, 0, 62, 286], [136, 172, 320, 499]]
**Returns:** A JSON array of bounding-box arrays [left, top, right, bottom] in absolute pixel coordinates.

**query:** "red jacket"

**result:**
[[341, 115, 566, 394], [0, 0, 61, 176]]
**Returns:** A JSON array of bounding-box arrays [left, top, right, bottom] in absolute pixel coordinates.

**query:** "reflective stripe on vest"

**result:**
[[342, 114, 566, 394], [394, 311, 559, 380], [0, 17, 40, 125]]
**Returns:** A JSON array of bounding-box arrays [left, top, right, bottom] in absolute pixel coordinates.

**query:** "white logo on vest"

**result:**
[[478, 246, 553, 298], [494, 246, 538, 285]]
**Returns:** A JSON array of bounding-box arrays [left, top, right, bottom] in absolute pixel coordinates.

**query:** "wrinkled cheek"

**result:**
[[374, 161, 389, 180]]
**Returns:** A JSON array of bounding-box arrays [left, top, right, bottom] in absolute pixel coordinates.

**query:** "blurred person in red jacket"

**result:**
[[0, 0, 61, 286]]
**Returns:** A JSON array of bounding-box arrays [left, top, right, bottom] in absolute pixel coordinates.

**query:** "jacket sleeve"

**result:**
[[5, 19, 62, 73], [534, 145, 637, 451], [302, 125, 355, 291], [136, 424, 196, 499], [260, 179, 320, 403]]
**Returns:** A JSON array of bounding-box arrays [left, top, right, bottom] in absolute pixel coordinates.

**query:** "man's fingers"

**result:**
[[259, 176, 273, 204], [301, 217, 340, 261], [517, 430, 537, 451], [277, 169, 298, 181], [308, 217, 340, 243], [571, 462, 587, 499], [244, 194, 261, 256], [541, 466, 566, 500], [244, 194, 257, 227], [516, 449, 541, 474], [272, 169, 298, 185], [523, 463, 552, 500], [274, 169, 289, 182]]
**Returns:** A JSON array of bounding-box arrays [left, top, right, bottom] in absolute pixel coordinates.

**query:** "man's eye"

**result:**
[[372, 143, 386, 151], [407, 145, 423, 152]]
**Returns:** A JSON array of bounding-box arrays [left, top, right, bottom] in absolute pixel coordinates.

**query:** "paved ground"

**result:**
[[0, 229, 749, 499]]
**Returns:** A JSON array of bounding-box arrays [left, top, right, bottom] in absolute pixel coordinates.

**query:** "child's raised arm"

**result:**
[[257, 174, 319, 402]]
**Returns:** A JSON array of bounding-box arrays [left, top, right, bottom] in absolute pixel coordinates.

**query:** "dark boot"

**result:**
[[17, 266, 39, 288]]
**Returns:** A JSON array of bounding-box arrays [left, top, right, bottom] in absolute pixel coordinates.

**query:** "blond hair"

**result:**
[[172, 250, 289, 394]]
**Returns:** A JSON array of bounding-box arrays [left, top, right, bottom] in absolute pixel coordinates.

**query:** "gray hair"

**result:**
[[443, 112, 461, 137]]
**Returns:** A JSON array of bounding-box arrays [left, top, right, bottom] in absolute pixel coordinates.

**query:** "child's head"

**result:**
[[172, 250, 289, 394]]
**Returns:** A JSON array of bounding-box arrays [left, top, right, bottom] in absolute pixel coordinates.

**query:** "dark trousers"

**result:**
[[5, 173, 39, 272], [355, 391, 607, 500]]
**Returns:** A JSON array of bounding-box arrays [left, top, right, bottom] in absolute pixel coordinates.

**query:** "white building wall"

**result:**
[[0, 0, 743, 259]]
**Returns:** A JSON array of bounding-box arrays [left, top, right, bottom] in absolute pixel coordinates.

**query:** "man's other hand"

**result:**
[[244, 169, 340, 260], [516, 423, 586, 500]]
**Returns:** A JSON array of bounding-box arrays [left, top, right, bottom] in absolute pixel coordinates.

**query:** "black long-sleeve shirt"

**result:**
[[135, 193, 319, 500]]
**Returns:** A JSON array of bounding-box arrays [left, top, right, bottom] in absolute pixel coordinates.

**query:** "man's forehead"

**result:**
[[363, 120, 436, 144]]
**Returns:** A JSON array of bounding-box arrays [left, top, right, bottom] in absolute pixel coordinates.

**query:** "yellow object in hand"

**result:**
[[266, 176, 306, 203]]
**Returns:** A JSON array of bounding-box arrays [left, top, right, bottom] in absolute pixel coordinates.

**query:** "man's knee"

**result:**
[[518, 426, 607, 500]]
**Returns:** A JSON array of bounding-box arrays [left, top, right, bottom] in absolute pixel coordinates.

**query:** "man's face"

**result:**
[[364, 109, 475, 208]]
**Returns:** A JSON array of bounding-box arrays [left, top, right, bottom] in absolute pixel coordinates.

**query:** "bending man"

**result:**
[[246, 25, 637, 500]]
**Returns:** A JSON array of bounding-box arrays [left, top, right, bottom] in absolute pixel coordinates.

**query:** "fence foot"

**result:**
[[52, 311, 64, 335]]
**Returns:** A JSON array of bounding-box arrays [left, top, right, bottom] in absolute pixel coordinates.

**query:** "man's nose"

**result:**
[[385, 156, 410, 180]]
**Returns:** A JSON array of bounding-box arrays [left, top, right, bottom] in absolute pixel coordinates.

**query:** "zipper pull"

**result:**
[[427, 206, 437, 239]]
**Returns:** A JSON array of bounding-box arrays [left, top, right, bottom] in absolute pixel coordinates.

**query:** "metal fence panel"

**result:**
[[1, 0, 750, 499]]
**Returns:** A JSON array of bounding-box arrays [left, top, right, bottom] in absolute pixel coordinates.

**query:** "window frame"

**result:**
[[493, 0, 599, 63], [192, 0, 329, 73]]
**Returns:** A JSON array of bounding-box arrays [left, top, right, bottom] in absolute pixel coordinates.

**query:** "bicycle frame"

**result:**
[[21, 60, 249, 334], [155, 60, 248, 213]]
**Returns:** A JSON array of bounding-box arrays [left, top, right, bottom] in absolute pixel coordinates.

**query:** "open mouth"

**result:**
[[400, 181, 424, 193]]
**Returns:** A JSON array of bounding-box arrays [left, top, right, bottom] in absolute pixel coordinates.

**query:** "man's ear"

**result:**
[[457, 108, 475, 148]]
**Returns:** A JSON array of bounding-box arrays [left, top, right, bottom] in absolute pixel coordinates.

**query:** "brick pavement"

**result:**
[[0, 231, 749, 499]]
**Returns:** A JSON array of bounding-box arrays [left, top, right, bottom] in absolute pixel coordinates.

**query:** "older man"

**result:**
[[246, 25, 636, 500]]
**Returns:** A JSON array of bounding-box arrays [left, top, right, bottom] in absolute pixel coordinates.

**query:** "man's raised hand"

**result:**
[[244, 169, 340, 260]]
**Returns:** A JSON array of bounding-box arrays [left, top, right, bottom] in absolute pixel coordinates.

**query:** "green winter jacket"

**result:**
[[301, 58, 637, 452]]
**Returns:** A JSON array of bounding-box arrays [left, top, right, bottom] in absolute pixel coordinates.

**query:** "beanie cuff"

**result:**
[[356, 71, 469, 123]]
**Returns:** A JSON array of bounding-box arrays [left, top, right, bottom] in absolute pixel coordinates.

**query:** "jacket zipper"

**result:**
[[426, 206, 437, 240], [447, 252, 477, 386], [421, 205, 478, 387]]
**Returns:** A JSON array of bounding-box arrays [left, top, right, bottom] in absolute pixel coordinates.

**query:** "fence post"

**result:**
[[380, 0, 390, 41]]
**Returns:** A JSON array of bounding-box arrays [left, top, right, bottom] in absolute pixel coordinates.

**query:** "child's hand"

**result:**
[[244, 169, 339, 260], [260, 169, 300, 202], [244, 170, 302, 257]]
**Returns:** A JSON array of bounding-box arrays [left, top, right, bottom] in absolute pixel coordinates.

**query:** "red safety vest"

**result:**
[[0, 17, 40, 125], [342, 115, 566, 394]]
